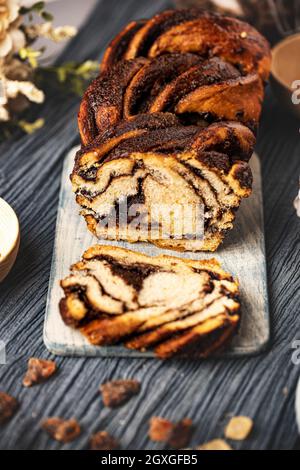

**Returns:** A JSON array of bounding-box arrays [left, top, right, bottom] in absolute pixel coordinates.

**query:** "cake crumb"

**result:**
[[41, 417, 81, 442], [100, 379, 140, 408], [197, 439, 232, 450], [23, 358, 56, 387], [0, 392, 19, 424], [90, 431, 119, 450], [224, 416, 253, 440], [149, 416, 193, 449]]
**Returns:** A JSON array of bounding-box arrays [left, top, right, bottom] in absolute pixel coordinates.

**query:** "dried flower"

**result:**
[[1, 55, 32, 80], [0, 1, 96, 138], [25, 22, 77, 42], [0, 73, 44, 121], [40, 60, 99, 96], [18, 117, 44, 133], [19, 46, 42, 68], [4, 76, 44, 102], [0, 1, 25, 58], [0, 103, 9, 120]]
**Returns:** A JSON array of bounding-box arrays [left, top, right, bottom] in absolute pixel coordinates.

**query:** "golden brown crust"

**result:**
[[147, 16, 271, 81], [74, 9, 270, 252], [78, 58, 148, 146], [102, 9, 271, 80], [101, 20, 147, 73], [59, 245, 240, 358], [124, 9, 206, 59]]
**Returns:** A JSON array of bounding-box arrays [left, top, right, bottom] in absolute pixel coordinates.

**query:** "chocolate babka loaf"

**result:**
[[73, 9, 271, 251], [59, 245, 240, 358]]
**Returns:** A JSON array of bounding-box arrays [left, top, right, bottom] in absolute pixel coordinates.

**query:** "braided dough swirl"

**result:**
[[73, 9, 271, 251]]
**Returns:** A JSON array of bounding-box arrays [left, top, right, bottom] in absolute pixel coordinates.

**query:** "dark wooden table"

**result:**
[[0, 0, 299, 450]]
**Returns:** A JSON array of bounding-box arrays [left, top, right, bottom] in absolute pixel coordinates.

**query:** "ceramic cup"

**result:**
[[0, 198, 20, 282], [271, 33, 300, 119]]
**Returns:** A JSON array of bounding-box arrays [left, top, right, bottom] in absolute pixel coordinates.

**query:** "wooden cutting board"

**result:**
[[44, 147, 270, 357]]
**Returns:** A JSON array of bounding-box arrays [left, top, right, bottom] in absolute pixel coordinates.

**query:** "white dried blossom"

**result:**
[[0, 1, 80, 130], [0, 75, 5, 102], [0, 104, 9, 120], [0, 75, 9, 120], [5, 77, 44, 102], [0, 1, 25, 58], [0, 73, 44, 120], [26, 22, 77, 42]]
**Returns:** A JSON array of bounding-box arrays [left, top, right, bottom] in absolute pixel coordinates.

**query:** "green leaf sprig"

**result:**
[[20, 1, 54, 22], [40, 60, 99, 96]]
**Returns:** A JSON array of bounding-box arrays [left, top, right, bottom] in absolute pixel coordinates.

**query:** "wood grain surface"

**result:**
[[0, 0, 299, 450]]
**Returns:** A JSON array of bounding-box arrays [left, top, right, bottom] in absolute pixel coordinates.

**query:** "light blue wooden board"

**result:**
[[44, 147, 270, 357]]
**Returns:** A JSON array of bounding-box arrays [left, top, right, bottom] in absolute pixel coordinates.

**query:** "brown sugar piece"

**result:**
[[149, 417, 174, 442], [90, 431, 120, 450], [41, 417, 81, 443], [100, 379, 140, 408], [149, 416, 193, 449], [224, 416, 253, 440], [0, 392, 19, 424], [23, 358, 56, 387], [168, 418, 193, 449], [197, 439, 232, 450]]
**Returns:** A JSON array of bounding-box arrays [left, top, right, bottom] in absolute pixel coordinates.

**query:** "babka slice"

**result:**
[[59, 245, 240, 358]]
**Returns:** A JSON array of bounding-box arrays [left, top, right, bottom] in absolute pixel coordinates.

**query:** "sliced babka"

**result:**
[[72, 117, 254, 251], [73, 9, 271, 251], [59, 245, 240, 358]]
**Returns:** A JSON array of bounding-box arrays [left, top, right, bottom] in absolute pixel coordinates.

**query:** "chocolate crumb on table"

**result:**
[[149, 416, 193, 449], [100, 379, 141, 408], [0, 392, 19, 424], [149, 417, 174, 442], [41, 417, 81, 443], [90, 431, 120, 450], [23, 358, 57, 387]]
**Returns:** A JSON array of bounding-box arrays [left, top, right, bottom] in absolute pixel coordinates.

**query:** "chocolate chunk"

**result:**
[[41, 417, 81, 442], [233, 162, 253, 189], [0, 392, 19, 424], [90, 431, 120, 450], [149, 416, 193, 449], [168, 418, 193, 449], [100, 379, 140, 408], [23, 358, 57, 387]]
